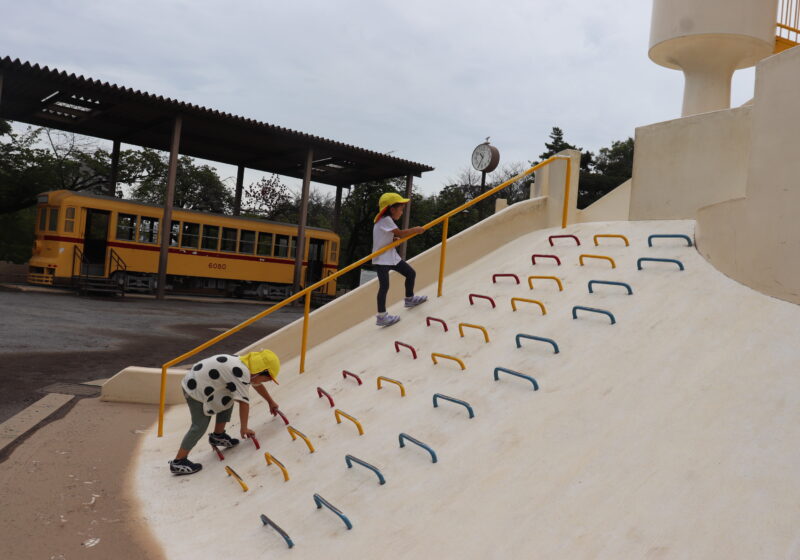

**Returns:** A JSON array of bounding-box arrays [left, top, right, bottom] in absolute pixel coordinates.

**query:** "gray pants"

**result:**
[[179, 391, 233, 451]]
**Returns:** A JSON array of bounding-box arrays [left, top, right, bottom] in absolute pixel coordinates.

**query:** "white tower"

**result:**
[[649, 0, 778, 116]]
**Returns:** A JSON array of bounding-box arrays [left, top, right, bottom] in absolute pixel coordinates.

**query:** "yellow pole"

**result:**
[[300, 291, 311, 373], [437, 217, 449, 297], [561, 155, 572, 229]]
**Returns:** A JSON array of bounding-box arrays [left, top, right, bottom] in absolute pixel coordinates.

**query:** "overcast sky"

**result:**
[[1, 0, 758, 196]]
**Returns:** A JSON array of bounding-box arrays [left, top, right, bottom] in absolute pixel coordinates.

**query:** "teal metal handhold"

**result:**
[[637, 257, 684, 271], [432, 393, 475, 418], [572, 305, 616, 324], [493, 367, 539, 390], [588, 280, 633, 295], [515, 334, 559, 353]]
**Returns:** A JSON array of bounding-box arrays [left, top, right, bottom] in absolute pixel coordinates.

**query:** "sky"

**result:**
[[0, 0, 759, 197]]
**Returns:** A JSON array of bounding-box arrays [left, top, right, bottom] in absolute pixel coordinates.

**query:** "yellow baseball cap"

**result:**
[[240, 349, 280, 383], [374, 192, 410, 223]]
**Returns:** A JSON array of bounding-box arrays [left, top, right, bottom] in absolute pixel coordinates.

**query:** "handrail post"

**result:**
[[561, 155, 572, 228], [437, 217, 449, 297], [300, 291, 311, 373]]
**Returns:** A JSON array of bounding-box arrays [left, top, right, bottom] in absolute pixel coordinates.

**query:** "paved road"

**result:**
[[0, 290, 301, 422]]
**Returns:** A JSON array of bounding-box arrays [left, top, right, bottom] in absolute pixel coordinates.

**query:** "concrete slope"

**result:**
[[135, 219, 800, 559]]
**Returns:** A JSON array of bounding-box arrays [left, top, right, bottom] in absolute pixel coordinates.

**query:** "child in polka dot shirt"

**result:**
[[169, 349, 280, 475]]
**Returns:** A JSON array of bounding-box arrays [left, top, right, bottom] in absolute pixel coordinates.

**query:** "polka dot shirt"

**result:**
[[181, 354, 252, 416]]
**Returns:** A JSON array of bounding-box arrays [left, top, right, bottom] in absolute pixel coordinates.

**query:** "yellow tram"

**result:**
[[28, 190, 340, 297]]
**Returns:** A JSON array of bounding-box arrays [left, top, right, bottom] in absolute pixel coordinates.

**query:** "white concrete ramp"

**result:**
[[136, 220, 800, 559]]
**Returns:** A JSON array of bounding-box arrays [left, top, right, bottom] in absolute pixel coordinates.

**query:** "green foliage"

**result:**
[[241, 175, 293, 218], [0, 206, 35, 263]]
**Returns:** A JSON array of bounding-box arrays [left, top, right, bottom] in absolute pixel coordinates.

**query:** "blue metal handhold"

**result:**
[[648, 233, 692, 247], [313, 494, 353, 530], [515, 334, 559, 353], [260, 514, 295, 549], [637, 257, 685, 271], [398, 433, 438, 463], [572, 305, 616, 324], [588, 280, 633, 295], [432, 393, 475, 418], [345, 454, 386, 485], [493, 367, 539, 390]]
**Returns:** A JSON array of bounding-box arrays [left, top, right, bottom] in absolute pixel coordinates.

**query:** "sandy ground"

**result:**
[[0, 398, 165, 560]]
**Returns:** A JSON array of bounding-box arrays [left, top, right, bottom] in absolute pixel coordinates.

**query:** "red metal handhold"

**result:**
[[492, 273, 520, 284], [531, 254, 561, 265], [211, 444, 225, 461], [548, 234, 580, 246], [248, 435, 261, 450], [425, 317, 448, 332], [468, 293, 496, 308], [394, 341, 418, 359], [317, 387, 335, 407], [272, 409, 289, 425], [342, 370, 363, 385]]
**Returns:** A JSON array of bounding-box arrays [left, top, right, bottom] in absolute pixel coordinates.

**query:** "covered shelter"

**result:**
[[0, 56, 433, 297]]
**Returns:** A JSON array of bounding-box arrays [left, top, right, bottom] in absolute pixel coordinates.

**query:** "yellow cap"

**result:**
[[240, 350, 280, 383], [374, 192, 410, 223]]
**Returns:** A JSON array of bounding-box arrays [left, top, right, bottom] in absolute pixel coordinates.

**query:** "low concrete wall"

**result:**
[[630, 105, 751, 220], [101, 366, 187, 405], [578, 179, 631, 223]]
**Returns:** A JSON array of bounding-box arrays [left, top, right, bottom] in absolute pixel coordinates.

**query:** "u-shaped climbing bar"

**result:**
[[334, 409, 364, 435], [510, 297, 547, 314], [588, 279, 633, 295], [431, 353, 466, 370], [648, 233, 692, 247], [287, 426, 315, 453], [531, 254, 561, 265], [637, 257, 685, 271], [313, 494, 353, 530], [432, 393, 475, 418], [317, 387, 335, 407], [399, 433, 438, 463], [225, 466, 249, 492], [593, 233, 629, 246], [572, 305, 616, 324], [579, 254, 616, 268], [342, 370, 362, 385], [273, 409, 289, 426], [345, 454, 386, 485], [549, 234, 580, 246], [264, 452, 290, 482], [394, 341, 418, 359], [377, 376, 406, 397], [426, 316, 448, 331], [515, 334, 559, 353], [528, 275, 564, 291], [492, 273, 520, 284], [493, 367, 539, 390], [261, 514, 294, 549], [458, 322, 490, 342], [468, 293, 496, 308]]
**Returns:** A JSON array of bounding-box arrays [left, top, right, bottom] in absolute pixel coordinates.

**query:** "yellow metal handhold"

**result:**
[[225, 466, 249, 492], [527, 275, 563, 291], [287, 425, 315, 453], [334, 409, 364, 435], [376, 376, 406, 397], [458, 322, 490, 343], [264, 452, 290, 482], [431, 353, 466, 370], [510, 297, 547, 315], [579, 254, 616, 269], [593, 234, 629, 247]]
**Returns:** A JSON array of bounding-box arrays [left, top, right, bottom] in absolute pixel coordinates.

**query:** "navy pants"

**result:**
[[374, 260, 415, 313]]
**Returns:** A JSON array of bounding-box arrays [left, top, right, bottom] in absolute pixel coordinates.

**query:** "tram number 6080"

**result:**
[[208, 262, 227, 270]]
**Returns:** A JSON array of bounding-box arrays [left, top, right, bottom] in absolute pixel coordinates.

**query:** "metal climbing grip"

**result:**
[[528, 275, 564, 291], [432, 393, 475, 418], [549, 234, 580, 246], [431, 352, 466, 370], [515, 334, 559, 354], [287, 425, 315, 453], [531, 254, 561, 265], [493, 367, 539, 390], [334, 409, 364, 435], [588, 280, 633, 295], [394, 341, 418, 359], [264, 452, 290, 482], [637, 257, 685, 271], [510, 297, 547, 314], [398, 433, 438, 463], [492, 273, 520, 284], [579, 254, 616, 268], [458, 322, 490, 342], [468, 293, 496, 308], [317, 387, 335, 407], [426, 317, 448, 331], [313, 494, 353, 530], [260, 514, 294, 549], [345, 454, 386, 485], [572, 305, 616, 324], [342, 370, 362, 385], [648, 233, 692, 247], [593, 233, 629, 246], [377, 376, 406, 397]]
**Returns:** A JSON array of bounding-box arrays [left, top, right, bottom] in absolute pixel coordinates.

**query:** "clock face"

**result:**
[[471, 143, 499, 172]]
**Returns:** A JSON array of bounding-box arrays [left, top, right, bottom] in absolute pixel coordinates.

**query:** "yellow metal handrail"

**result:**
[[156, 154, 572, 436], [777, 0, 800, 51]]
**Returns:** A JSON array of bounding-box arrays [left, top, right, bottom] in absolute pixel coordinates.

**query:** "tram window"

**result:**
[[290, 236, 298, 258], [64, 207, 75, 233], [330, 241, 338, 262], [116, 213, 136, 240], [48, 208, 59, 231], [239, 230, 255, 254], [38, 208, 47, 231], [221, 228, 238, 252], [256, 232, 273, 256], [181, 222, 200, 248], [201, 225, 220, 250], [170, 221, 180, 246], [274, 234, 289, 258], [138, 216, 159, 244]]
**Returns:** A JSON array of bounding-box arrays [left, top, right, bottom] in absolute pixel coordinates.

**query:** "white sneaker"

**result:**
[[404, 295, 427, 308], [376, 313, 400, 327]]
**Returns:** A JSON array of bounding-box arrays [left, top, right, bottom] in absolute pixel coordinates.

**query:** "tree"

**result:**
[[538, 126, 594, 173], [241, 175, 293, 218]]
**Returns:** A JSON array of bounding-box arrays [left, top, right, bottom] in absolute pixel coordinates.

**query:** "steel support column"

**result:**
[[156, 115, 182, 300], [292, 148, 313, 294], [333, 185, 345, 234], [233, 165, 245, 216], [109, 140, 121, 196], [399, 174, 413, 259]]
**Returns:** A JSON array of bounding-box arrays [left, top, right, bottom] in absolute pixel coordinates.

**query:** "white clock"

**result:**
[[471, 143, 500, 173]]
